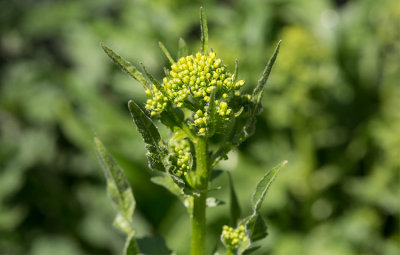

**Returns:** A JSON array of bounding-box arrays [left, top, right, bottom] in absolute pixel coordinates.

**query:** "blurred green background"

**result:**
[[1, 0, 399, 254]]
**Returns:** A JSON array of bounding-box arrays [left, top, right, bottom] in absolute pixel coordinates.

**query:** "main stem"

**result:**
[[191, 137, 209, 255]]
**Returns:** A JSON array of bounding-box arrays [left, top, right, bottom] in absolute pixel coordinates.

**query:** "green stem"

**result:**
[[191, 137, 209, 255], [225, 247, 234, 255]]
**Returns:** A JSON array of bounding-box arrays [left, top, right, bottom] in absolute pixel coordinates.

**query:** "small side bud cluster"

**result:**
[[221, 225, 248, 249], [144, 51, 246, 135], [168, 137, 192, 177]]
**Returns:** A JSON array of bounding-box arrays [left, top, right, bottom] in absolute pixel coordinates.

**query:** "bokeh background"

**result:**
[[1, 0, 399, 254]]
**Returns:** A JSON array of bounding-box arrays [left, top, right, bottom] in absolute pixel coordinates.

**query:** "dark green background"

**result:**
[[0, 0, 399, 254]]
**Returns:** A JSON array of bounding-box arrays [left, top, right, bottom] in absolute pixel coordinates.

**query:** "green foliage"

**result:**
[[94, 137, 138, 254], [1, 0, 399, 254]]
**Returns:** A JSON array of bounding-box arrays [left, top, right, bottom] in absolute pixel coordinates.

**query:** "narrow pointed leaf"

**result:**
[[252, 160, 287, 212], [124, 233, 140, 255], [140, 63, 170, 99], [101, 43, 149, 89], [159, 41, 175, 64], [227, 172, 241, 226], [128, 100, 166, 172], [178, 37, 189, 59], [200, 7, 208, 54], [94, 137, 135, 224], [232, 59, 239, 84], [251, 41, 281, 113]]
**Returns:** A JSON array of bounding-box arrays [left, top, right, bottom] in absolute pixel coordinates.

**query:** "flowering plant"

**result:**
[[95, 7, 286, 255]]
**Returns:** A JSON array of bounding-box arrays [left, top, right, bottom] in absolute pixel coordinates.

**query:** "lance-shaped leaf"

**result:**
[[236, 160, 287, 250], [251, 160, 287, 212], [140, 63, 169, 97], [232, 59, 239, 84], [200, 7, 208, 54], [178, 37, 189, 59], [94, 137, 135, 224], [128, 100, 166, 172], [159, 41, 175, 64], [227, 172, 241, 226], [101, 43, 149, 89], [251, 41, 281, 115], [242, 41, 281, 138]]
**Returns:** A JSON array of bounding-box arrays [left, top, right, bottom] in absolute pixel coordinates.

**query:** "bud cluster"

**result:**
[[168, 137, 192, 177], [221, 225, 248, 249], [145, 51, 246, 135]]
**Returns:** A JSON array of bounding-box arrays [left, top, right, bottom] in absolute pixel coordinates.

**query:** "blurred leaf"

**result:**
[[242, 246, 261, 255], [210, 169, 223, 182], [200, 6, 208, 54], [94, 137, 135, 227], [245, 213, 267, 242], [159, 41, 175, 65], [124, 233, 139, 255], [232, 59, 239, 83], [136, 236, 173, 255], [128, 100, 166, 172], [151, 174, 184, 201], [251, 160, 287, 212], [101, 43, 149, 89], [178, 38, 188, 59], [251, 40, 282, 109], [227, 172, 241, 226]]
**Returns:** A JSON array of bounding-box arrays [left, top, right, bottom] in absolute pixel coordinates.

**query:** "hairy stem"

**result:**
[[191, 137, 208, 255]]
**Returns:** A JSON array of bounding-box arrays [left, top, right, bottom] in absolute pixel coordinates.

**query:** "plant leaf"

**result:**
[[200, 7, 208, 54], [151, 175, 184, 201], [227, 172, 241, 226], [232, 59, 239, 84], [140, 63, 170, 100], [124, 233, 140, 255], [128, 100, 166, 172], [242, 245, 261, 255], [210, 169, 223, 182], [245, 213, 268, 242], [136, 236, 173, 255], [252, 160, 287, 212], [94, 137, 135, 224], [101, 43, 149, 89], [178, 37, 189, 59], [159, 41, 175, 65], [251, 41, 281, 115]]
